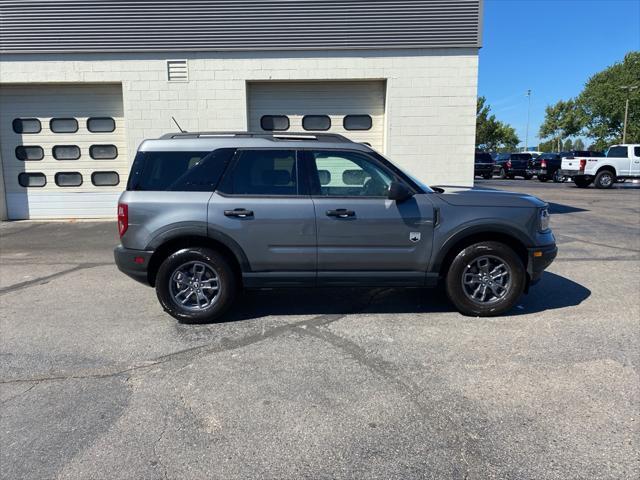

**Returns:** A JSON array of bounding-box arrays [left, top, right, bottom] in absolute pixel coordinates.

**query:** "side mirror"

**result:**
[[388, 181, 414, 203]]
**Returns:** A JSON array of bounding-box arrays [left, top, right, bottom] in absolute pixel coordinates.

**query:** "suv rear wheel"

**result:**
[[156, 247, 237, 323], [445, 241, 526, 317]]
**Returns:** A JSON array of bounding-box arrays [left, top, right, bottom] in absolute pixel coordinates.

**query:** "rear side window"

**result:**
[[127, 148, 235, 191], [635, 147, 640, 157], [474, 153, 493, 163], [512, 153, 532, 161], [607, 146, 628, 158], [218, 150, 297, 196]]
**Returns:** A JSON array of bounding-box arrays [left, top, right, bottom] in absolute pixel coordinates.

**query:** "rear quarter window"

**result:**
[[127, 148, 235, 191]]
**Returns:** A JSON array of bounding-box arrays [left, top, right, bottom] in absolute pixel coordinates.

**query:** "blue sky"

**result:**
[[479, 0, 640, 149]]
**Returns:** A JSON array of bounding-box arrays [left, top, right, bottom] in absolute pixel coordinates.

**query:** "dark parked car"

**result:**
[[529, 151, 603, 182], [494, 153, 534, 179], [474, 152, 495, 179]]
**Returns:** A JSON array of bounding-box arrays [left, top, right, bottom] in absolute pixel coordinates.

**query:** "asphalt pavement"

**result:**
[[1, 179, 639, 479]]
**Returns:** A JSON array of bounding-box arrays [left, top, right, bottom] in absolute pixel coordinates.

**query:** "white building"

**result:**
[[0, 0, 482, 220]]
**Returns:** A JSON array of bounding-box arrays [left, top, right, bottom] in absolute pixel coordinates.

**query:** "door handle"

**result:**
[[224, 208, 254, 218], [326, 209, 355, 218]]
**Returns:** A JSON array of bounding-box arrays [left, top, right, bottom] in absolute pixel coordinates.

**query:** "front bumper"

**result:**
[[114, 245, 154, 285], [527, 243, 558, 284]]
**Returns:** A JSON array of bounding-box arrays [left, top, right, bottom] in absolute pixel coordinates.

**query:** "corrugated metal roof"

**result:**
[[0, 0, 481, 54]]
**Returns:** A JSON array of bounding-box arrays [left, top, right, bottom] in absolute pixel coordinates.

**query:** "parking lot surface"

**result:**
[[1, 180, 639, 480]]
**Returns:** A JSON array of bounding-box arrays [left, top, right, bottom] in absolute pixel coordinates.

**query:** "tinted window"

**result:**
[[15, 145, 44, 161], [573, 151, 591, 157], [53, 145, 81, 160], [90, 144, 118, 159], [127, 148, 234, 191], [607, 146, 628, 158], [219, 150, 297, 196], [87, 117, 115, 133], [496, 153, 510, 161], [55, 172, 83, 187], [18, 172, 46, 187], [311, 150, 394, 197], [635, 147, 640, 157], [474, 153, 493, 163], [92, 171, 120, 186], [260, 115, 289, 131], [50, 118, 78, 133], [302, 115, 331, 131], [512, 153, 532, 161], [12, 118, 41, 134], [343, 115, 372, 131]]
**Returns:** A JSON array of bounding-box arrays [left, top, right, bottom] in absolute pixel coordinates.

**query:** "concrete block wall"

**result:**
[[0, 48, 478, 197]]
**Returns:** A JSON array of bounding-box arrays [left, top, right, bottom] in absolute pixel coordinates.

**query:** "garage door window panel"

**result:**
[[53, 145, 81, 160], [302, 115, 331, 131], [12, 118, 41, 134], [310, 150, 393, 197], [218, 150, 298, 196], [92, 171, 120, 186], [90, 144, 118, 160], [55, 172, 83, 187], [50, 118, 78, 133], [18, 172, 46, 188], [87, 117, 115, 133], [15, 145, 44, 161], [260, 115, 289, 131], [343, 115, 372, 131]]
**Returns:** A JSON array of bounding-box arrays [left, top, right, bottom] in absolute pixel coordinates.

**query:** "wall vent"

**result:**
[[167, 60, 188, 82]]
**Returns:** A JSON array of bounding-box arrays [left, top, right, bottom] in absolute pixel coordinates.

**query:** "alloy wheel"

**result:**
[[461, 255, 512, 304], [169, 261, 221, 311]]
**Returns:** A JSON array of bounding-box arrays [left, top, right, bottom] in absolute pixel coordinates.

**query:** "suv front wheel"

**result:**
[[156, 247, 237, 323], [445, 241, 526, 317]]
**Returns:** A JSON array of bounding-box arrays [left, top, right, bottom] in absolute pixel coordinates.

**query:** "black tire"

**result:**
[[552, 170, 564, 183], [524, 173, 533, 180], [445, 241, 526, 317], [574, 177, 592, 188], [155, 247, 237, 323], [594, 170, 615, 189], [538, 175, 549, 182], [483, 173, 493, 179], [507, 174, 515, 179], [498, 168, 506, 179]]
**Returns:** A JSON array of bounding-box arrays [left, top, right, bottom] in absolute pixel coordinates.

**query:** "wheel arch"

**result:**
[[433, 228, 529, 279], [147, 234, 248, 287], [595, 164, 617, 176]]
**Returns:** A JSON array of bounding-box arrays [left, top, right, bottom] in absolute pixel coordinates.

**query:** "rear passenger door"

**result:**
[[208, 149, 316, 284]]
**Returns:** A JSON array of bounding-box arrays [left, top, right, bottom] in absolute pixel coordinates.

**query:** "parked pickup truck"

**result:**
[[559, 144, 640, 188]]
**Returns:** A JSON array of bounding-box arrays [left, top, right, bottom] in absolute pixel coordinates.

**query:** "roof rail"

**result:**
[[159, 131, 352, 142]]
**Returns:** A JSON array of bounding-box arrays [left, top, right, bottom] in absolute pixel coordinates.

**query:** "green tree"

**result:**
[[573, 138, 585, 150], [563, 138, 573, 151], [476, 96, 520, 151], [578, 51, 640, 147], [538, 99, 583, 150], [538, 139, 555, 152]]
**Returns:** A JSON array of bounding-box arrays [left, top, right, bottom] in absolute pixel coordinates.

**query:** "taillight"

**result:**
[[541, 160, 547, 168], [118, 203, 128, 237], [579, 159, 587, 171], [506, 160, 512, 168]]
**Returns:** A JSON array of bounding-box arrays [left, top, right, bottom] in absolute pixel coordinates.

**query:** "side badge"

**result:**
[[409, 232, 421, 243]]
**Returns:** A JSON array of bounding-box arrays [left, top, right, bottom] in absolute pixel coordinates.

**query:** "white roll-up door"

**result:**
[[0, 84, 127, 219], [247, 81, 386, 151]]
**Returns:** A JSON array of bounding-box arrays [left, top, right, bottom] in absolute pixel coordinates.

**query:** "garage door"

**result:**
[[0, 84, 127, 219], [247, 81, 386, 151]]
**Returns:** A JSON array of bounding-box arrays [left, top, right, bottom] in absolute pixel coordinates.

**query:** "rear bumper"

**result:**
[[527, 243, 558, 284], [558, 169, 586, 178], [474, 165, 493, 175], [114, 245, 154, 286]]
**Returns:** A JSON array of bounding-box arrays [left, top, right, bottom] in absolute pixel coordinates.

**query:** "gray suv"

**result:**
[[114, 132, 557, 322]]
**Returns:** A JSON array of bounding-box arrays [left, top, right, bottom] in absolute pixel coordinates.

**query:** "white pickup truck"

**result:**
[[559, 144, 640, 188]]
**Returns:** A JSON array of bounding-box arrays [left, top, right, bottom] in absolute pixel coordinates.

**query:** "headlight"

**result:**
[[539, 207, 550, 231]]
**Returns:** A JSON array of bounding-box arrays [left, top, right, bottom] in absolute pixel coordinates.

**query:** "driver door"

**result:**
[[303, 149, 435, 285]]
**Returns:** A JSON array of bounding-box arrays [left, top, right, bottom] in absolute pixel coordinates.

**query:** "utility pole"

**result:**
[[620, 85, 638, 143], [524, 89, 531, 152]]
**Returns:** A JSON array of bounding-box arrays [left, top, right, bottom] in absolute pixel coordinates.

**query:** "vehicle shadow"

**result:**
[[548, 202, 588, 214], [204, 271, 590, 324]]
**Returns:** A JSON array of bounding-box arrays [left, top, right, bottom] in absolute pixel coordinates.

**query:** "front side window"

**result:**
[[607, 146, 628, 158], [218, 150, 297, 196], [127, 148, 235, 191], [50, 118, 78, 133], [310, 150, 393, 197]]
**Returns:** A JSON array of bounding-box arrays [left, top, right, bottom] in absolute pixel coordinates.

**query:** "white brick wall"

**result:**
[[0, 48, 478, 218]]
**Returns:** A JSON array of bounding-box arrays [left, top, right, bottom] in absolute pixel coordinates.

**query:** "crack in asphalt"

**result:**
[[0, 289, 390, 386], [0, 263, 112, 295], [0, 381, 39, 405]]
